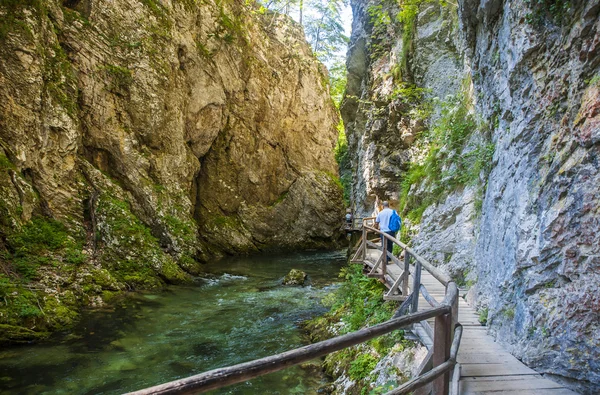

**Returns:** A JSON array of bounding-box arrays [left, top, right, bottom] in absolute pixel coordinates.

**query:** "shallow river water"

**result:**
[[0, 250, 347, 394]]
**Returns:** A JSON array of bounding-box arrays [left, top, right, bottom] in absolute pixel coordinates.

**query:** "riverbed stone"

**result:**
[[282, 269, 307, 286]]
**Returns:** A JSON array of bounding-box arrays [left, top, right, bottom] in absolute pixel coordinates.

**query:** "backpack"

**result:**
[[389, 210, 401, 232]]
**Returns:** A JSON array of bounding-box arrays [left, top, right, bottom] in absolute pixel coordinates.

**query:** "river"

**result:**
[[0, 250, 347, 394]]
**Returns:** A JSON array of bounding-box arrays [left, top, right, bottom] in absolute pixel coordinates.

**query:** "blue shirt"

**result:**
[[376, 208, 395, 232]]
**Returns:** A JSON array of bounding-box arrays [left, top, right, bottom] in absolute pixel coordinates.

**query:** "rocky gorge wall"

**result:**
[[343, 0, 599, 391], [0, 0, 343, 342]]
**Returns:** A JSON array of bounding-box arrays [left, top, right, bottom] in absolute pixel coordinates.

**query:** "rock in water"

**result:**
[[282, 269, 307, 286]]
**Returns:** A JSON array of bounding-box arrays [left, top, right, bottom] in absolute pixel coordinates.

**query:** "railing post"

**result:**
[[411, 260, 421, 313], [361, 226, 367, 260], [381, 234, 387, 279], [432, 283, 457, 395], [402, 251, 410, 296], [449, 282, 459, 394]]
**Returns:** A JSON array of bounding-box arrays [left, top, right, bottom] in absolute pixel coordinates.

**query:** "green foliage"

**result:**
[[368, 4, 392, 29], [334, 264, 398, 331], [305, 0, 349, 63], [102, 64, 133, 95], [369, 381, 398, 395], [478, 307, 488, 325], [195, 40, 213, 59], [525, 0, 572, 26], [587, 74, 600, 87], [349, 353, 378, 381], [502, 307, 515, 320], [398, 93, 495, 224], [396, 0, 422, 73], [328, 60, 347, 108], [304, 263, 411, 392]]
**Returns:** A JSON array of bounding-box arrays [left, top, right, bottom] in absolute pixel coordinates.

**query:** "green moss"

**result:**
[[102, 64, 133, 95], [349, 353, 379, 381], [322, 171, 344, 194], [44, 43, 78, 117], [0, 324, 49, 343], [158, 258, 190, 284], [5, 217, 83, 280], [0, 153, 15, 170], [42, 296, 79, 329], [164, 213, 197, 247], [178, 254, 201, 275], [95, 195, 167, 289], [271, 192, 288, 206]]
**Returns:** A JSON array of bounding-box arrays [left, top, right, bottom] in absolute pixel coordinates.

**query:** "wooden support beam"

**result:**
[[411, 261, 421, 313], [386, 271, 404, 295], [402, 252, 410, 296]]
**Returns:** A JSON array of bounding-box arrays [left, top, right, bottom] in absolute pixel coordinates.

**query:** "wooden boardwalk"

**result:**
[[363, 248, 575, 395]]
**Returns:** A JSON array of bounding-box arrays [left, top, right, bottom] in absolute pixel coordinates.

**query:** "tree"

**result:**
[[258, 0, 349, 64], [303, 0, 349, 63]]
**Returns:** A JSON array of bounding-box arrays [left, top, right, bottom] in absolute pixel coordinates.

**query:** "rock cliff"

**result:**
[[343, 0, 599, 391], [0, 0, 343, 342]]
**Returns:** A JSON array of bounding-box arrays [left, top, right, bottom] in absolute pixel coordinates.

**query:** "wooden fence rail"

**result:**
[[128, 217, 462, 395], [127, 307, 457, 395], [352, 217, 461, 394]]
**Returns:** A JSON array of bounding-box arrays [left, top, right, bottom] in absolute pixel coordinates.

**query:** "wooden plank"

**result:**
[[459, 375, 570, 394], [461, 388, 575, 395], [457, 353, 526, 364], [460, 363, 538, 377], [460, 375, 574, 394]]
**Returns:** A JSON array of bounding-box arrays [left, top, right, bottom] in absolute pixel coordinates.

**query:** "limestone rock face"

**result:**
[[0, 0, 342, 340], [464, 1, 600, 390], [345, 0, 600, 391]]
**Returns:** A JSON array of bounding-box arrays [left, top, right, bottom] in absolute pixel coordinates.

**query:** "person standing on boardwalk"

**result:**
[[375, 201, 401, 262]]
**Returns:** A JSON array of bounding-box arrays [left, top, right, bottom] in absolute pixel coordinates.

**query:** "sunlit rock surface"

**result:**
[[0, 0, 343, 341]]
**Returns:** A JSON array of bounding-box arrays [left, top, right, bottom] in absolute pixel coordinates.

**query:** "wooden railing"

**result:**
[[350, 217, 461, 394], [128, 217, 462, 395]]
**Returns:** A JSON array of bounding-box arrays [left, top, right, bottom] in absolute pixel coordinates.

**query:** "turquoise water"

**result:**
[[0, 250, 347, 394]]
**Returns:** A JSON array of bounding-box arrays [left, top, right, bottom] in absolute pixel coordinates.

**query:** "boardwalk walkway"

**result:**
[[363, 248, 575, 394]]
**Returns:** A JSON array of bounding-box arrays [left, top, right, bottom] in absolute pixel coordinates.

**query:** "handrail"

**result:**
[[384, 324, 463, 395], [126, 308, 450, 395], [362, 219, 452, 286], [421, 284, 441, 308], [361, 216, 460, 395]]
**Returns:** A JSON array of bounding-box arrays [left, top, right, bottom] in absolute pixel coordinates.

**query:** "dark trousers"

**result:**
[[381, 231, 396, 262]]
